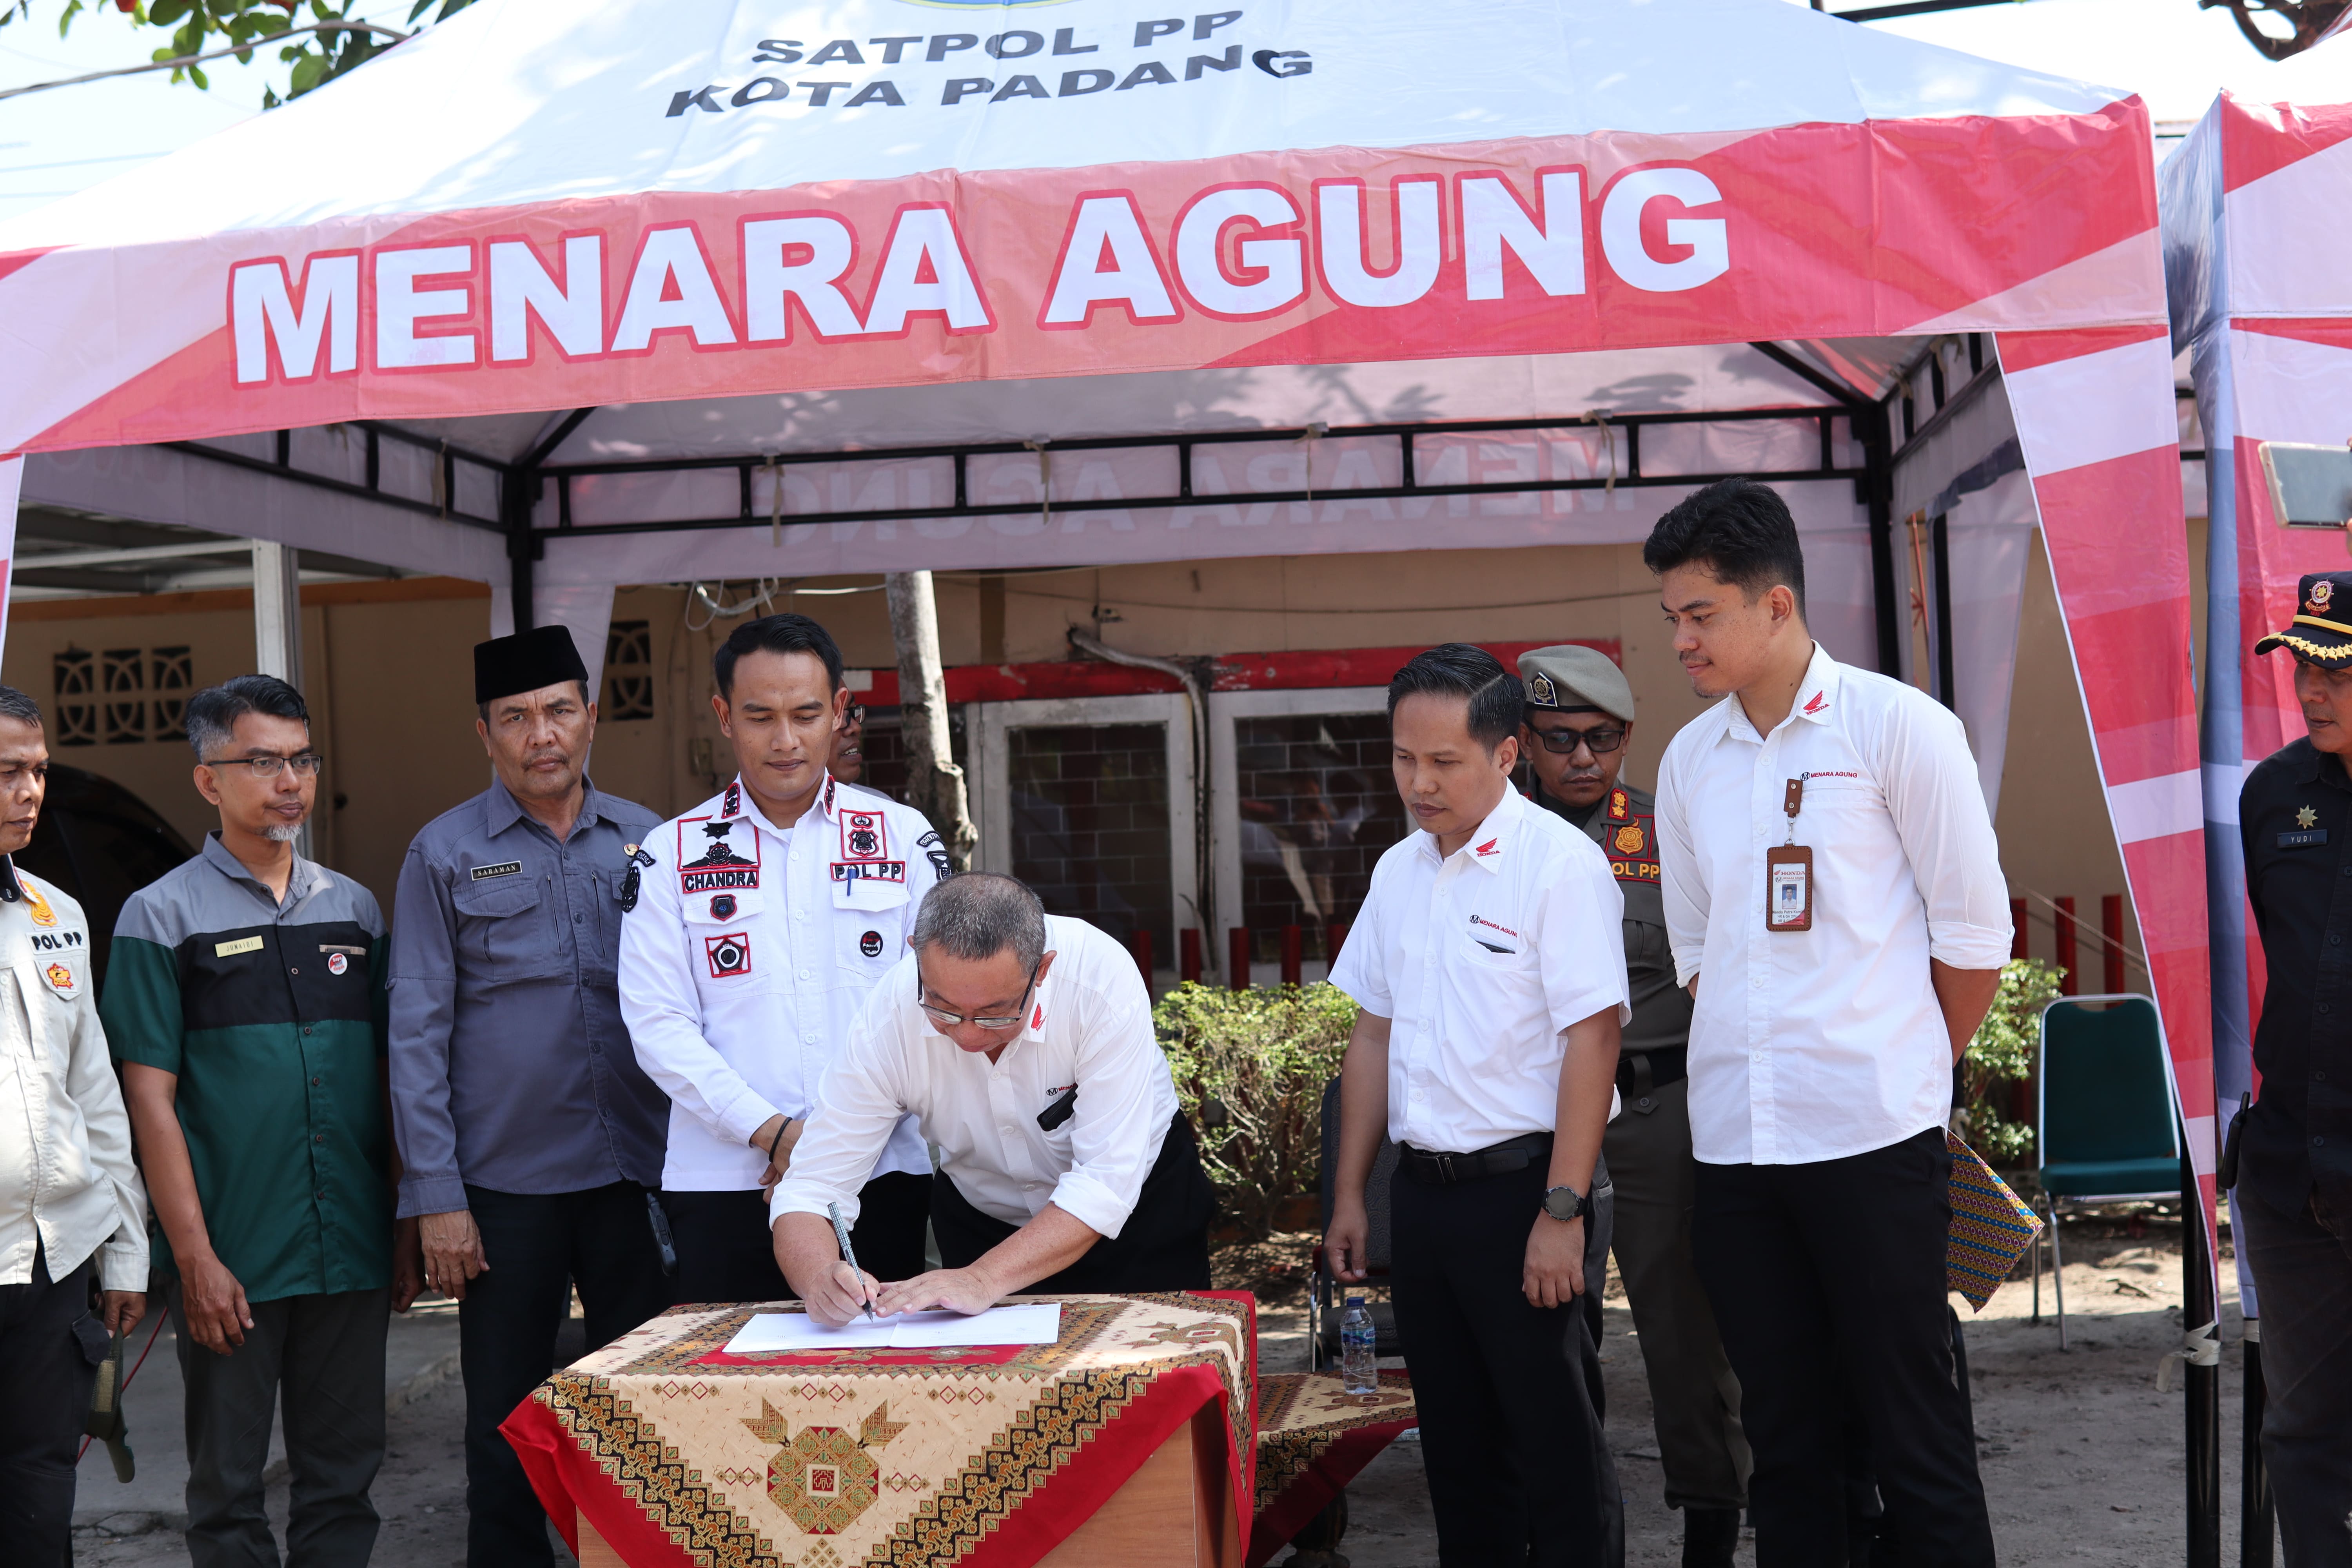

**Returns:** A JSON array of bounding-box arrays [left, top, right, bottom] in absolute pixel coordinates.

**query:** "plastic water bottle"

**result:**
[[1340, 1297, 1377, 1395]]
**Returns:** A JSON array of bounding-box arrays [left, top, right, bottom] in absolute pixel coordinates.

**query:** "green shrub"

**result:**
[[1957, 958, 2065, 1166], [1154, 981, 1357, 1240]]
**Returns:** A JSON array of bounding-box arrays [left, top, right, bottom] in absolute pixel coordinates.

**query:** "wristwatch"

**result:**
[[1541, 1183, 1588, 1222]]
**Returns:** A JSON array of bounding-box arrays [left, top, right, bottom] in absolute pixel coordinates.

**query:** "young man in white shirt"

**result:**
[[1324, 644, 1630, 1568], [772, 873, 1213, 1323], [622, 614, 940, 1302], [1648, 478, 2010, 1565]]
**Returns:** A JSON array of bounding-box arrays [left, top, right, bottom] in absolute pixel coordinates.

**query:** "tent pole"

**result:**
[[2243, 1320, 2273, 1565], [1864, 399, 1902, 676], [250, 539, 312, 860], [2185, 1147, 2222, 1568], [0, 456, 20, 672], [505, 469, 541, 632]]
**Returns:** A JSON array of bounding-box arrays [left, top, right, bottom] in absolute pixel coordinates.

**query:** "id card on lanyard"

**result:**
[[1766, 777, 1813, 932]]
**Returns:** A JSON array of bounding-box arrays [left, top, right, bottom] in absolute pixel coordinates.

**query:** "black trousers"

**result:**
[[663, 1171, 934, 1303], [168, 1282, 388, 1568], [1388, 1152, 1621, 1568], [0, 1242, 101, 1565], [931, 1114, 1214, 1292], [1691, 1128, 1993, 1568], [459, 1181, 672, 1568], [2236, 1167, 2352, 1565]]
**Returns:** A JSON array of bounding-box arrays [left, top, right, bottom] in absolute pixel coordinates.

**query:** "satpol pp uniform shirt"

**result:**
[[620, 775, 945, 1191], [1330, 785, 1630, 1154], [771, 914, 1179, 1238], [1653, 644, 2011, 1167]]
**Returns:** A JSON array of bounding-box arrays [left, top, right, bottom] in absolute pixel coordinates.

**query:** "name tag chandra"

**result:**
[[214, 935, 265, 957], [2278, 828, 2329, 849], [470, 861, 524, 881]]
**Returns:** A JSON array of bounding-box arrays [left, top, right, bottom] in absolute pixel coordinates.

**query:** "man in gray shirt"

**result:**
[[388, 626, 670, 1568]]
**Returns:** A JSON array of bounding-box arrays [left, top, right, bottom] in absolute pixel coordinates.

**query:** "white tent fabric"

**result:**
[[0, 0, 2205, 1238]]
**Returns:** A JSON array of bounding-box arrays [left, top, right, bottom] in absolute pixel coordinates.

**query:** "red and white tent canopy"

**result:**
[[2165, 92, 2352, 1289], [0, 0, 2202, 1157]]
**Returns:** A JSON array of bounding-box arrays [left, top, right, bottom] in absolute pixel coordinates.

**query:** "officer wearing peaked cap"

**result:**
[[1519, 644, 1750, 1568], [388, 624, 671, 1568], [2236, 570, 2352, 1559]]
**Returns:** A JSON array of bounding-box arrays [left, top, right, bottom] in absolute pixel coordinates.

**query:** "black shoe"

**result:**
[[1682, 1506, 1741, 1568]]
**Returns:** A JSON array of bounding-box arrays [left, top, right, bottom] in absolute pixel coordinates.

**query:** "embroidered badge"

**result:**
[[20, 879, 55, 927], [823, 778, 836, 813], [841, 811, 887, 863], [618, 843, 656, 914], [29, 931, 82, 952], [860, 929, 884, 957], [470, 862, 523, 882], [214, 935, 265, 958], [918, 828, 952, 880], [2314, 580, 2336, 612], [705, 932, 751, 978], [2299, 806, 2319, 828], [43, 961, 74, 994], [1469, 913, 1519, 939], [1613, 823, 1646, 855], [829, 860, 907, 884], [1528, 671, 1557, 707], [1802, 691, 1828, 715], [679, 817, 761, 894], [721, 780, 742, 818], [1611, 858, 1664, 882], [711, 894, 737, 920], [1606, 788, 1630, 823], [1474, 838, 1499, 857], [327, 952, 349, 976]]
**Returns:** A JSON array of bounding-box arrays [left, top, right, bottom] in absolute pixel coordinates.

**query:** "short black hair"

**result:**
[[1387, 643, 1521, 753], [187, 675, 308, 760], [1643, 477, 1807, 613], [0, 685, 42, 729], [713, 613, 846, 699]]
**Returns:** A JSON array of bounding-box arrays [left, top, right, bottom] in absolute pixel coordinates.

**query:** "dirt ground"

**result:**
[[73, 1206, 2270, 1567]]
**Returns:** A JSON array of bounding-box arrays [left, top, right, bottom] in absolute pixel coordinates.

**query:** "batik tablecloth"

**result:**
[[1246, 1371, 1416, 1568], [503, 1291, 1256, 1568]]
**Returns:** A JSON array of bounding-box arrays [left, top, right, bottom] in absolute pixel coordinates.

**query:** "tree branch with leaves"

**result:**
[[1, 0, 467, 105]]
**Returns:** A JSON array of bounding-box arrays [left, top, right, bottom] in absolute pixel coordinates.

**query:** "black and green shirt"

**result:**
[[103, 833, 390, 1302]]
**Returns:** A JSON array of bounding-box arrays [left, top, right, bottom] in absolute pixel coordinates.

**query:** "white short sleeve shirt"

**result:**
[[1653, 645, 2013, 1167], [1329, 786, 1630, 1154]]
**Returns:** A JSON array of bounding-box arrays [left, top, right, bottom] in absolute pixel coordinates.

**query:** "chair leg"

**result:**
[[2049, 1199, 2068, 1352], [2031, 1201, 2042, 1324]]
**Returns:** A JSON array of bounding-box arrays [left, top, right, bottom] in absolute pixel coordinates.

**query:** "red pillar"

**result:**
[[2102, 894, 2126, 994], [2055, 896, 2078, 996], [1179, 928, 1203, 986], [2010, 897, 2027, 962], [1229, 927, 1250, 992], [1280, 924, 1303, 987], [1130, 929, 1154, 998], [1327, 921, 1350, 972]]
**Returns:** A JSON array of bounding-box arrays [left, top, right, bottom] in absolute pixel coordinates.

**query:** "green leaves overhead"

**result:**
[[2, 0, 475, 105]]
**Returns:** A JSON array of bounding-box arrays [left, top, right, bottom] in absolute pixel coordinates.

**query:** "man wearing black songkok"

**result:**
[[387, 626, 671, 1566]]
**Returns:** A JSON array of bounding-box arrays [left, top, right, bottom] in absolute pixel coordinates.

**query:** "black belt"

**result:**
[[1617, 1047, 1687, 1112], [1399, 1132, 1552, 1186]]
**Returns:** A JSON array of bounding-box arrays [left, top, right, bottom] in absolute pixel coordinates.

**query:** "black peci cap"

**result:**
[[474, 625, 589, 705], [2255, 572, 2352, 667]]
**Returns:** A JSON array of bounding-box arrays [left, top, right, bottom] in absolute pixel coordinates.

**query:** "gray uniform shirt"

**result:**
[[388, 777, 666, 1217]]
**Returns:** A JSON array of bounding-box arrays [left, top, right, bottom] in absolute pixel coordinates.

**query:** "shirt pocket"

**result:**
[[450, 876, 566, 984], [833, 879, 910, 982], [1449, 923, 1544, 1010]]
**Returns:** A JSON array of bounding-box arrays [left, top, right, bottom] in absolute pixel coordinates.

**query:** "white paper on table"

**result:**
[[722, 1302, 1062, 1356]]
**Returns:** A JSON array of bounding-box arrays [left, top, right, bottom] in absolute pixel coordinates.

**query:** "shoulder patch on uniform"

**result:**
[[20, 878, 56, 927], [721, 780, 742, 819], [1606, 788, 1631, 823]]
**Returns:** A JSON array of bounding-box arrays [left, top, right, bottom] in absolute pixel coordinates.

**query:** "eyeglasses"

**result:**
[[918, 959, 1041, 1031], [844, 702, 867, 726], [203, 753, 325, 777], [1530, 726, 1626, 757]]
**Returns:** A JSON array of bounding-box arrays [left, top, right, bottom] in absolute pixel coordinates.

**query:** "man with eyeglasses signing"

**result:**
[[1518, 645, 1750, 1567], [772, 873, 1214, 1324], [108, 675, 416, 1564]]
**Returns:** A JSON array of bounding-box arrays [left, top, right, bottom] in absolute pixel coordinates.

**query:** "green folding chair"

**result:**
[[2034, 994, 2180, 1349]]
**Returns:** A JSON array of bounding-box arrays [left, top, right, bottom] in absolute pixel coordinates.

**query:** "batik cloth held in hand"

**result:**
[[1945, 1131, 2043, 1310], [503, 1291, 1255, 1568]]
